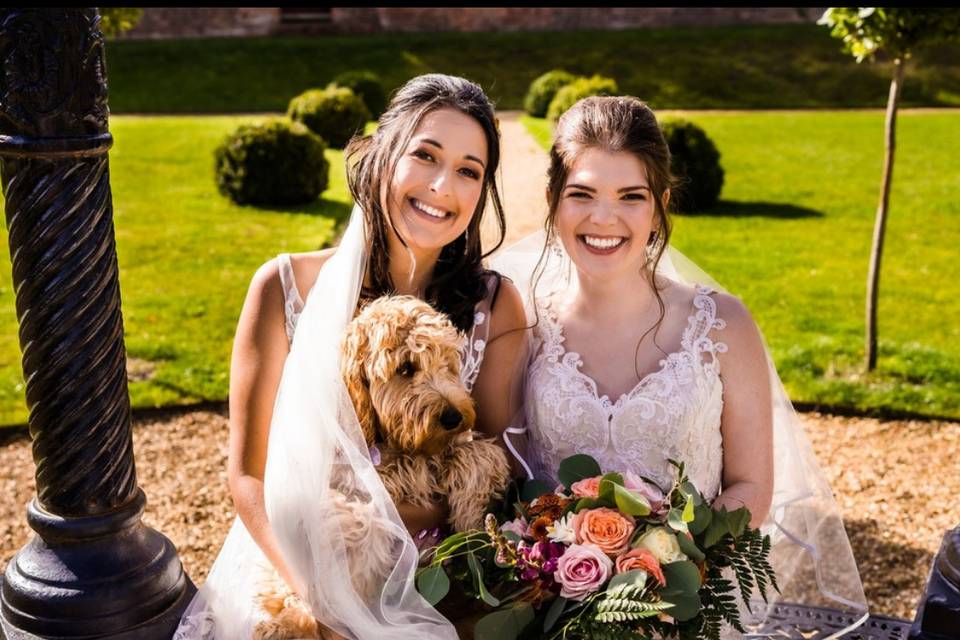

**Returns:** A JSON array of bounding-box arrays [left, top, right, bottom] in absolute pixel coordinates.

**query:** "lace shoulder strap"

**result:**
[[460, 273, 499, 390], [276, 253, 305, 343], [682, 284, 728, 368]]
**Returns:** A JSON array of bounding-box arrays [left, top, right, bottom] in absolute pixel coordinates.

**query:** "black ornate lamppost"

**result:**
[[0, 8, 193, 638]]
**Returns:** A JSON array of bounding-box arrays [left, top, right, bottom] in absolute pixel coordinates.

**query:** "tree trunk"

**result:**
[[866, 58, 905, 371]]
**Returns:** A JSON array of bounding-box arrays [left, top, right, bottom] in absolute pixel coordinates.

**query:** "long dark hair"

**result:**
[[537, 96, 677, 373], [344, 74, 506, 332]]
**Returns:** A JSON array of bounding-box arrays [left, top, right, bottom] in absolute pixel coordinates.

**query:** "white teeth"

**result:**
[[412, 198, 448, 219], [583, 235, 625, 249]]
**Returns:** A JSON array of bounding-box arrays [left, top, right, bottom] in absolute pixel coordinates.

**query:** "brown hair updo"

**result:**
[[344, 74, 507, 332], [540, 95, 678, 366]]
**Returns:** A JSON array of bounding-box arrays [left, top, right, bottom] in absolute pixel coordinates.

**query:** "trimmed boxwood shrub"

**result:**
[[215, 118, 329, 206], [660, 118, 724, 212], [329, 70, 388, 119], [524, 69, 577, 118], [287, 86, 371, 149], [547, 75, 619, 122]]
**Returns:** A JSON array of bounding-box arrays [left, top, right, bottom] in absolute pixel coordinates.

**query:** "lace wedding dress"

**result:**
[[525, 283, 727, 502]]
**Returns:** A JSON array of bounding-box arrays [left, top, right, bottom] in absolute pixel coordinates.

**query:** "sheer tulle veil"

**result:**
[[490, 230, 870, 638], [174, 205, 458, 639]]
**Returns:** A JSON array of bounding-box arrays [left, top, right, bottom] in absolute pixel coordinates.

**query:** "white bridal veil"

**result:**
[[490, 230, 870, 638], [174, 205, 457, 639]]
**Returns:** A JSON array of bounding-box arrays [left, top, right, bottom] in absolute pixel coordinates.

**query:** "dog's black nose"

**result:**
[[439, 408, 463, 430]]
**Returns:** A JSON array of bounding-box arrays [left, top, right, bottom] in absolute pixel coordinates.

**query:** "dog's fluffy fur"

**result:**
[[253, 295, 511, 639]]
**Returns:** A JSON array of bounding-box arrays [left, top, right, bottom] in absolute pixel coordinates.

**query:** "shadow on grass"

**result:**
[[261, 196, 353, 222], [683, 200, 825, 219]]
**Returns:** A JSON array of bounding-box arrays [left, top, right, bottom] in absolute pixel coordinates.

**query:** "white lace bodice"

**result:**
[[525, 284, 728, 500], [277, 253, 495, 392]]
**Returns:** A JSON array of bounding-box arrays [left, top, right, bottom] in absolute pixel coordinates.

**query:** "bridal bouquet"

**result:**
[[416, 455, 778, 640]]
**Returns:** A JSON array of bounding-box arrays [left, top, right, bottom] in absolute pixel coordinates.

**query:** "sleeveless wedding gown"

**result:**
[[525, 283, 727, 502]]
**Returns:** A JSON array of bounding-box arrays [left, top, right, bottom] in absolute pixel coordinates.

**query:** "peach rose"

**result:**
[[573, 507, 636, 556], [570, 476, 603, 498], [615, 547, 666, 586]]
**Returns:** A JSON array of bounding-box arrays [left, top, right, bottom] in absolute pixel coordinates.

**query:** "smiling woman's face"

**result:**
[[556, 147, 659, 283], [386, 107, 488, 254]]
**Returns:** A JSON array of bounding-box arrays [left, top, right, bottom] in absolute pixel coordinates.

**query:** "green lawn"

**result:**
[[522, 112, 960, 419], [0, 116, 350, 426], [103, 24, 960, 113]]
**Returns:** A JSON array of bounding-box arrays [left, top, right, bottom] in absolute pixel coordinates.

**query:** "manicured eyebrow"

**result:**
[[419, 138, 486, 169], [619, 185, 651, 193], [564, 183, 597, 192]]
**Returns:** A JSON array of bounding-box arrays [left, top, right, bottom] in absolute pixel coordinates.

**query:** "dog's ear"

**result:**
[[342, 320, 379, 445]]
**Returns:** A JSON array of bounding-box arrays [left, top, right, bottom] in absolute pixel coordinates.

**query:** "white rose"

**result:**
[[634, 527, 687, 564]]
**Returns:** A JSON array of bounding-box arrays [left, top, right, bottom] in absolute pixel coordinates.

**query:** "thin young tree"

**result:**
[[819, 8, 960, 370]]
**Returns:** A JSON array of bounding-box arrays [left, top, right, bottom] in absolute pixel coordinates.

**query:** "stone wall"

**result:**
[[123, 8, 825, 40]]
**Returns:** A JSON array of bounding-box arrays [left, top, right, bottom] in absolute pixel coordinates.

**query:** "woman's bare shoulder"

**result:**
[[285, 248, 338, 301]]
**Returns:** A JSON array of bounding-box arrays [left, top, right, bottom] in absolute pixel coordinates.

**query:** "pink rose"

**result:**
[[553, 543, 613, 600], [570, 476, 603, 498], [572, 507, 636, 556], [623, 471, 666, 513]]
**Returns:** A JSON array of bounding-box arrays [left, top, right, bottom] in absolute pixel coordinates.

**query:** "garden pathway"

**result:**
[[481, 110, 549, 250]]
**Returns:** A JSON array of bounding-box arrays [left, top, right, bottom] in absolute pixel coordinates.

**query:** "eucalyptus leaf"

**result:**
[[468, 551, 501, 607], [689, 502, 713, 536], [416, 565, 450, 606], [682, 495, 696, 523], [542, 595, 568, 633], [613, 484, 651, 516], [558, 454, 602, 490], [607, 568, 648, 592], [660, 561, 703, 621], [676, 532, 705, 562], [680, 481, 703, 505], [574, 497, 601, 513], [667, 507, 689, 534], [475, 604, 535, 640]]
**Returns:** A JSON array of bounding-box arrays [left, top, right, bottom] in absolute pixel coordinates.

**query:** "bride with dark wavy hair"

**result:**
[[174, 73, 528, 639]]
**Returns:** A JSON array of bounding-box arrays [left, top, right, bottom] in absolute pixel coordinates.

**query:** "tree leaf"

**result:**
[[474, 604, 535, 640], [542, 595, 568, 633], [416, 565, 450, 606], [558, 454, 602, 490], [468, 551, 501, 607]]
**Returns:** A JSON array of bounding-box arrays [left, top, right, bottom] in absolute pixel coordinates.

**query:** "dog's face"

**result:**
[[342, 295, 476, 456]]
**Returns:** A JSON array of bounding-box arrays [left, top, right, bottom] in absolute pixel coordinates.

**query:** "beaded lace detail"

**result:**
[[526, 284, 728, 500], [278, 254, 494, 393]]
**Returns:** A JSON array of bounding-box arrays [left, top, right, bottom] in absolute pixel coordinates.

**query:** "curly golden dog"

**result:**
[[254, 295, 511, 640]]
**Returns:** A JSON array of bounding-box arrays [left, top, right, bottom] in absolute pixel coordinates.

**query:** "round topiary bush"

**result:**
[[547, 75, 619, 122], [659, 118, 724, 213], [287, 86, 371, 149], [524, 69, 577, 118], [329, 70, 388, 119], [214, 118, 329, 206]]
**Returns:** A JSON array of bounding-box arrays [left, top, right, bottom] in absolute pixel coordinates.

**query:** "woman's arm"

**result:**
[[227, 257, 308, 596], [712, 293, 774, 528], [470, 278, 532, 478]]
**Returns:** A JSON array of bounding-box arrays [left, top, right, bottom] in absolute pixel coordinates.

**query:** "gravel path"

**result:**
[[1, 111, 956, 624], [2, 408, 955, 621]]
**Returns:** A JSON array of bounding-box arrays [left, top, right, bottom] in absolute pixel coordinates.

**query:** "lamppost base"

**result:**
[[0, 491, 195, 639]]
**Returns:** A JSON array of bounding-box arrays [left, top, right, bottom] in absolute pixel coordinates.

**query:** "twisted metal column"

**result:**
[[0, 8, 194, 638]]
